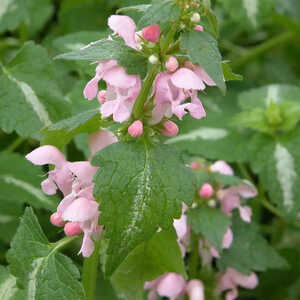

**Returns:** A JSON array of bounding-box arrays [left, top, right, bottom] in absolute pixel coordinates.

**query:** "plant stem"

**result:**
[[82, 240, 101, 300], [51, 236, 79, 252], [132, 23, 178, 120], [237, 162, 252, 182], [5, 137, 24, 152], [132, 64, 160, 119], [232, 31, 294, 68]]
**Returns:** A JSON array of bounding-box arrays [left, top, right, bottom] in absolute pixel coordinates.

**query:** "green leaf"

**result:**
[[41, 109, 102, 149], [56, 39, 148, 78], [0, 151, 58, 211], [188, 207, 231, 251], [111, 229, 186, 300], [0, 0, 53, 35], [117, 4, 151, 14], [92, 141, 196, 275], [249, 130, 300, 219], [218, 215, 288, 274], [137, 0, 180, 29], [181, 31, 226, 94], [218, 0, 274, 29], [0, 42, 71, 138], [7, 208, 85, 299], [222, 62, 243, 81], [238, 84, 300, 110], [0, 266, 24, 300]]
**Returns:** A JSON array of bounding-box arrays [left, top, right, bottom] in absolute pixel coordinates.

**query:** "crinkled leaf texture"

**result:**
[[181, 30, 226, 94], [188, 207, 231, 252], [41, 109, 102, 149], [92, 141, 196, 275], [56, 39, 148, 78], [137, 0, 180, 29], [218, 215, 288, 274], [0, 42, 71, 138], [111, 228, 186, 300], [6, 208, 85, 300]]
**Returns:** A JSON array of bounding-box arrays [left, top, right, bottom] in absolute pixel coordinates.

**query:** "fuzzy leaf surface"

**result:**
[[92, 141, 195, 275], [6, 208, 85, 300]]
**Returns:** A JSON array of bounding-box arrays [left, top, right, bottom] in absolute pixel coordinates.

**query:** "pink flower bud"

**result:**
[[165, 56, 179, 72], [64, 222, 82, 236], [187, 280, 205, 300], [161, 120, 179, 137], [128, 120, 143, 137], [142, 24, 161, 43], [50, 212, 64, 227], [190, 161, 199, 170], [194, 25, 204, 32], [199, 183, 214, 198], [97, 90, 106, 104]]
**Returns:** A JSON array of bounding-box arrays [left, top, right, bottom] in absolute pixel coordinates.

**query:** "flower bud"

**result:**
[[128, 120, 143, 137], [50, 212, 64, 227], [187, 280, 205, 300], [161, 120, 179, 137], [199, 183, 214, 198], [64, 222, 82, 236], [142, 24, 161, 43], [190, 161, 199, 170], [194, 25, 204, 32], [148, 55, 159, 64], [208, 199, 216, 208], [97, 90, 106, 104], [165, 56, 179, 72], [191, 13, 201, 23]]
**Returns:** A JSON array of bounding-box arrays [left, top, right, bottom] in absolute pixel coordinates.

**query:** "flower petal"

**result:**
[[171, 68, 205, 90]]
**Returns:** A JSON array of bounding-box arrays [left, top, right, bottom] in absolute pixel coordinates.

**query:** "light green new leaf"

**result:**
[[222, 62, 243, 81], [41, 109, 102, 149], [111, 229, 186, 300], [7, 208, 85, 300], [92, 141, 196, 275], [0, 42, 71, 138], [218, 215, 288, 274], [56, 39, 148, 78], [0, 151, 58, 211], [137, 0, 180, 29], [181, 31, 226, 94], [188, 207, 231, 252]]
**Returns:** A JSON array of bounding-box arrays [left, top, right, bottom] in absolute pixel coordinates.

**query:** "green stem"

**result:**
[[19, 21, 28, 44], [82, 240, 101, 300], [132, 23, 178, 120], [51, 236, 79, 252], [237, 163, 252, 182], [132, 64, 160, 119], [5, 137, 24, 152], [188, 232, 200, 278], [232, 31, 294, 68]]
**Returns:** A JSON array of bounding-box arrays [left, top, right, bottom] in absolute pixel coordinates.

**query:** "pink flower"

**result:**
[[108, 15, 137, 49], [210, 160, 234, 176], [50, 212, 64, 227], [151, 64, 213, 124], [194, 25, 204, 32], [88, 129, 118, 158], [218, 268, 258, 300], [199, 183, 214, 198], [84, 60, 142, 123], [166, 56, 179, 72], [187, 280, 205, 300], [142, 24, 161, 43], [190, 161, 199, 170], [128, 120, 143, 137], [64, 222, 82, 236], [161, 120, 179, 137], [97, 90, 106, 104], [145, 273, 186, 300], [217, 182, 257, 222]]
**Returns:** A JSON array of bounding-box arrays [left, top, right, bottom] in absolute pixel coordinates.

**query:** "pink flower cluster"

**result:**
[[26, 130, 117, 257], [83, 15, 215, 139], [145, 160, 258, 300]]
